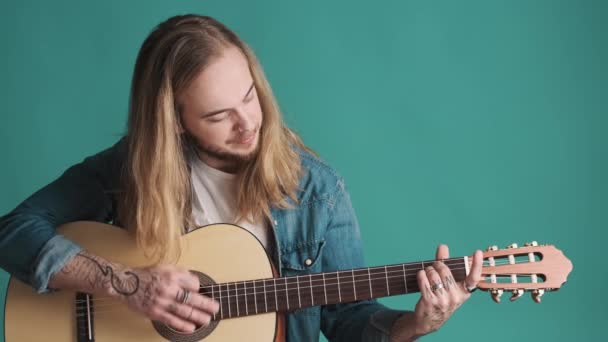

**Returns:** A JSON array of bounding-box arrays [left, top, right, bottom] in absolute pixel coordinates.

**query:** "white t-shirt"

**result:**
[[189, 154, 274, 255]]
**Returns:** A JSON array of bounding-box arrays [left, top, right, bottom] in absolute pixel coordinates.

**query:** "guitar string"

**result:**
[[72, 259, 540, 309], [73, 269, 541, 319], [73, 257, 468, 305], [73, 271, 454, 317], [72, 257, 535, 306]]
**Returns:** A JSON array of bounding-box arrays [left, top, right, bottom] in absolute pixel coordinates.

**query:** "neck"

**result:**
[[201, 257, 469, 320], [197, 152, 242, 174]]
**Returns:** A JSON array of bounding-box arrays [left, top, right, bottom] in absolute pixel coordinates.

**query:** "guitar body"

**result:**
[[4, 222, 284, 341]]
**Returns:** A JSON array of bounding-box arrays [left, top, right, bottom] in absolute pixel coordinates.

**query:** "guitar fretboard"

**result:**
[[200, 257, 468, 320]]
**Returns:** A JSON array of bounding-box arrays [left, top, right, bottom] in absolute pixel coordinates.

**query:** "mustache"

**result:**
[[228, 126, 260, 144]]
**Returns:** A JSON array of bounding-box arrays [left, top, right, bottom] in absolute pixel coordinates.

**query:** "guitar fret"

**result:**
[[403, 264, 408, 293], [274, 279, 278, 311], [211, 285, 216, 320], [254, 280, 258, 314], [368, 268, 373, 298], [310, 274, 314, 306], [322, 273, 328, 304], [297, 276, 302, 308], [228, 282, 232, 318], [337, 271, 342, 302], [285, 277, 289, 310], [219, 284, 224, 319], [264, 280, 268, 313], [385, 266, 390, 296], [235, 282, 239, 316], [352, 269, 357, 300], [245, 281, 249, 315]]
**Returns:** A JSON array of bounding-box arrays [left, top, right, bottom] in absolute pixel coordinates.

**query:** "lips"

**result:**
[[236, 133, 255, 145]]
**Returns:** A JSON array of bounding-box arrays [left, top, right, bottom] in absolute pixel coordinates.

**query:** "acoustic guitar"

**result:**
[[3, 221, 573, 341]]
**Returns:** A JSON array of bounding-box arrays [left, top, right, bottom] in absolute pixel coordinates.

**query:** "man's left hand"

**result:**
[[390, 244, 483, 341]]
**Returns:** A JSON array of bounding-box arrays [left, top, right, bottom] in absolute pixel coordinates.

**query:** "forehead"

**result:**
[[181, 46, 253, 110]]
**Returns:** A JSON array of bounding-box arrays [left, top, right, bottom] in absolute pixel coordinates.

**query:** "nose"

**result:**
[[234, 105, 254, 132]]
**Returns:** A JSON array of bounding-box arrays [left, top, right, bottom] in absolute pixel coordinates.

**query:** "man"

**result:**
[[0, 14, 482, 341]]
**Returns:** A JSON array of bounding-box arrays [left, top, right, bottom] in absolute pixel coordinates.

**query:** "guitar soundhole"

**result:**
[[152, 270, 219, 341]]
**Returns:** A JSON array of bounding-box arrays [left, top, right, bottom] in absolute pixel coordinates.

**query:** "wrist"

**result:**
[[390, 312, 427, 342]]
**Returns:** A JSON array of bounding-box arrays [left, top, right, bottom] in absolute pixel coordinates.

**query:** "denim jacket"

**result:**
[[0, 138, 407, 341]]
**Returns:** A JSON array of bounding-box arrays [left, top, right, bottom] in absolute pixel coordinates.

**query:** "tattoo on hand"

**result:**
[[444, 275, 455, 290], [141, 274, 157, 309]]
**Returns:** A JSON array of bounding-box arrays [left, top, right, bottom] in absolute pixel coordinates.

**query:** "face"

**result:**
[[178, 46, 263, 173]]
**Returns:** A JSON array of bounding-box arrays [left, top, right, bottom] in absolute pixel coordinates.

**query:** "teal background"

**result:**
[[1, 0, 605, 341]]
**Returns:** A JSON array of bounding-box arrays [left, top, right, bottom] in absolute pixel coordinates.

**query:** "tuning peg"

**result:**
[[506, 243, 518, 249], [531, 289, 545, 303], [491, 289, 503, 303], [509, 289, 524, 302], [486, 245, 498, 251], [524, 241, 539, 247]]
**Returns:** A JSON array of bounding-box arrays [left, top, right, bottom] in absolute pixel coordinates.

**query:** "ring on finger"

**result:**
[[430, 281, 444, 292], [177, 289, 190, 304]]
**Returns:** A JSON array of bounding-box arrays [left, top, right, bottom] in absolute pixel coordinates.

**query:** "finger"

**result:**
[[188, 292, 221, 316], [464, 250, 483, 289], [433, 261, 457, 292], [177, 271, 200, 292], [173, 287, 188, 304], [160, 298, 213, 327], [417, 269, 434, 299], [425, 266, 445, 296], [435, 244, 450, 261], [154, 309, 196, 333]]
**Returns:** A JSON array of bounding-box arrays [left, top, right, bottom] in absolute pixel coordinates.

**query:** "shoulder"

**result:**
[[76, 137, 127, 190], [82, 137, 127, 172], [294, 148, 345, 205]]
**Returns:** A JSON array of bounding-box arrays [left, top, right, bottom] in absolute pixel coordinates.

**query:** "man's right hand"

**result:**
[[112, 264, 220, 333], [50, 252, 220, 333]]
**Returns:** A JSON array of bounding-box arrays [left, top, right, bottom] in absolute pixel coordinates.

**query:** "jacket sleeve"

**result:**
[[320, 178, 410, 342], [0, 139, 125, 293]]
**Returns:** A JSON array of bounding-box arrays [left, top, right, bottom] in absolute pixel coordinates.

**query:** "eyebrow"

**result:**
[[200, 81, 255, 118]]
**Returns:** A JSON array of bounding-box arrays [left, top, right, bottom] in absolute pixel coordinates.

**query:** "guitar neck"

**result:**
[[202, 257, 469, 319]]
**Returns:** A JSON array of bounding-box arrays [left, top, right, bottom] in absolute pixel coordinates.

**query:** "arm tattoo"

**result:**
[[75, 253, 140, 296]]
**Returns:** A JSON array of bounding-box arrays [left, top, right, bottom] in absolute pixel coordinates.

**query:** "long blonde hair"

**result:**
[[119, 14, 311, 263]]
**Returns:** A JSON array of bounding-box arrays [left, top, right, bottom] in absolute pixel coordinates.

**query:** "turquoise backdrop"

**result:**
[[1, 0, 605, 341]]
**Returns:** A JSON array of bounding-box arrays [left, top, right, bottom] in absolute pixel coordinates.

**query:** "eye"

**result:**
[[206, 112, 228, 123]]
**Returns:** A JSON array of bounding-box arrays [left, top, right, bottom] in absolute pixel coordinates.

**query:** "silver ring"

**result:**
[[179, 289, 190, 304], [465, 284, 477, 293], [430, 282, 444, 292]]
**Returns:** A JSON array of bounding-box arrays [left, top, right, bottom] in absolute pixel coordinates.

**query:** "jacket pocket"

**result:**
[[280, 240, 326, 318], [281, 240, 326, 273]]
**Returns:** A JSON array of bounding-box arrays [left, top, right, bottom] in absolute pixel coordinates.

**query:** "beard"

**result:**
[[185, 130, 261, 170], [199, 140, 259, 164]]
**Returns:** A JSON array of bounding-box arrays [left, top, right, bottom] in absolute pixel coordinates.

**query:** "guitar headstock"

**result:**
[[476, 242, 572, 303]]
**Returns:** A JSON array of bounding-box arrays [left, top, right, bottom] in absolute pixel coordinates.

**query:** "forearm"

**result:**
[[48, 251, 140, 299], [48, 251, 219, 333]]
